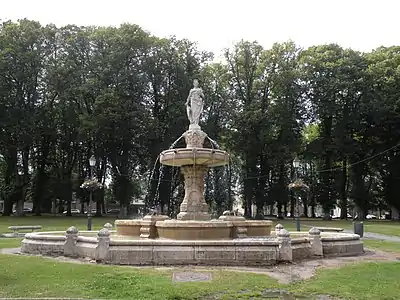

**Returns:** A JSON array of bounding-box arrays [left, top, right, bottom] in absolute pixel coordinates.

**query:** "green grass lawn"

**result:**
[[0, 238, 23, 249], [291, 262, 400, 300], [1, 216, 399, 237], [279, 218, 400, 236], [363, 239, 400, 253], [0, 215, 117, 233], [1, 216, 400, 299], [0, 253, 399, 300]]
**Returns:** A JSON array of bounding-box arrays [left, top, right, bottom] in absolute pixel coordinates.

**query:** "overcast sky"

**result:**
[[2, 0, 399, 56]]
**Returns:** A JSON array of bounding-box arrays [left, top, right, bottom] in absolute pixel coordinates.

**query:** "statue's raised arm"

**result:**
[[185, 79, 204, 127]]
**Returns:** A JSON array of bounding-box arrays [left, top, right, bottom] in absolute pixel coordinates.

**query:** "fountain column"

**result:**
[[177, 125, 211, 221]]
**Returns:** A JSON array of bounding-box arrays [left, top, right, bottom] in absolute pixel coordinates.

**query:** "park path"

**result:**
[[301, 224, 400, 242], [343, 230, 400, 242]]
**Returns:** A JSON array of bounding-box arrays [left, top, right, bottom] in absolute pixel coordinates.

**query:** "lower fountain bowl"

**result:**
[[160, 148, 229, 167], [156, 220, 233, 240]]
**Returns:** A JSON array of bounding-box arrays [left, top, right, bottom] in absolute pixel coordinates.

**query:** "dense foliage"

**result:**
[[1, 19, 399, 219]]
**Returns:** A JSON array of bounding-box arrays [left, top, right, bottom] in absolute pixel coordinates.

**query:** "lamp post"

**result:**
[[292, 157, 301, 232], [87, 155, 96, 231]]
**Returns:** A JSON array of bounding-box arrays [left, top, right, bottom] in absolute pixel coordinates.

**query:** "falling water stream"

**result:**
[[169, 135, 184, 149], [148, 133, 230, 214], [206, 136, 220, 149]]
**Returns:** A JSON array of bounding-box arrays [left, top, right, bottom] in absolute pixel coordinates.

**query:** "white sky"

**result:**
[[2, 0, 399, 56]]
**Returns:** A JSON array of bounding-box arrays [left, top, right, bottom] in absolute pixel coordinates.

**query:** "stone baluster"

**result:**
[[308, 227, 323, 256], [64, 226, 78, 257], [277, 229, 292, 262], [140, 221, 151, 239], [275, 223, 284, 236], [235, 223, 248, 238], [96, 228, 110, 261]]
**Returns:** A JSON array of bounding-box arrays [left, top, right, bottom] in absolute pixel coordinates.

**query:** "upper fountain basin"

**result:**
[[160, 148, 229, 167]]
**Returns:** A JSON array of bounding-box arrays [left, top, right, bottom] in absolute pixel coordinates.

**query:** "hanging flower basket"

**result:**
[[288, 179, 310, 192], [80, 179, 103, 192]]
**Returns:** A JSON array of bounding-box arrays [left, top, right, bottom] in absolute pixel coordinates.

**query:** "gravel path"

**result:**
[[300, 224, 400, 242], [344, 230, 400, 242]]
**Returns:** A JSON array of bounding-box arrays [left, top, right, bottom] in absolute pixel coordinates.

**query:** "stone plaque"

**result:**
[[172, 271, 212, 282]]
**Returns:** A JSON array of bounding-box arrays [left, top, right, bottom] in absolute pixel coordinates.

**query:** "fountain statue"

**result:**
[[186, 79, 204, 128], [159, 79, 230, 221]]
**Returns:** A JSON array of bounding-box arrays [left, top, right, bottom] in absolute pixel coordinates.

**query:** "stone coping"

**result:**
[[25, 230, 360, 243], [291, 237, 309, 244], [156, 220, 233, 228], [114, 219, 142, 226], [108, 238, 280, 246], [243, 220, 273, 226], [77, 236, 97, 243], [321, 234, 360, 242], [25, 231, 66, 241], [314, 226, 344, 232], [287, 231, 360, 239]]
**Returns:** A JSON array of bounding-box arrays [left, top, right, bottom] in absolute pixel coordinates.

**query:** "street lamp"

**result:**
[[87, 155, 96, 231], [292, 157, 301, 231]]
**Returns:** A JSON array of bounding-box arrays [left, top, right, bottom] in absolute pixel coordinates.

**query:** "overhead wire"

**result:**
[[242, 142, 400, 180]]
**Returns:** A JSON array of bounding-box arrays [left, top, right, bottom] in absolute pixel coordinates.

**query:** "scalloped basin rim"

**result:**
[[156, 220, 233, 228], [160, 148, 229, 167]]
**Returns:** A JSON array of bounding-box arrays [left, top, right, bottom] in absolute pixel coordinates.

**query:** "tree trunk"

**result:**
[[3, 148, 18, 216], [243, 164, 253, 218], [340, 158, 348, 219], [64, 179, 73, 216], [33, 168, 47, 216], [391, 206, 399, 221]]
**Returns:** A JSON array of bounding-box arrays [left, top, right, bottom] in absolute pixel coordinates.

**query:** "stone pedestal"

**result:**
[[177, 165, 210, 221], [308, 227, 323, 256], [96, 228, 110, 261], [183, 127, 207, 148], [277, 229, 292, 262], [64, 226, 78, 257]]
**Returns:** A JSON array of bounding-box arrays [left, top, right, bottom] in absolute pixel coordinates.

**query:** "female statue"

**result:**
[[185, 79, 204, 126]]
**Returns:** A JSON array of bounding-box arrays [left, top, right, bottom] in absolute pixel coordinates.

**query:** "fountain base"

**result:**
[[114, 216, 273, 240], [176, 211, 211, 221], [156, 220, 232, 240]]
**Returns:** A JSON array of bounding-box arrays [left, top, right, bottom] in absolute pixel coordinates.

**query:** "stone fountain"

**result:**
[[115, 79, 272, 240], [20, 79, 364, 266]]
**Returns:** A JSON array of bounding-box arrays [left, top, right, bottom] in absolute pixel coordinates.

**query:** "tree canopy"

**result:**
[[1, 19, 399, 220]]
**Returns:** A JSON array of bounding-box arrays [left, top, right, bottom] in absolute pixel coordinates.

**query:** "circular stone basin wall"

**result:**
[[20, 228, 364, 266], [160, 148, 229, 167]]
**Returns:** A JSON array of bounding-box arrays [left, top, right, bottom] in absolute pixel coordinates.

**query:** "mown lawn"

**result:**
[[363, 239, 400, 253], [0, 253, 399, 300], [1, 216, 399, 237], [279, 218, 400, 236], [0, 215, 117, 233], [1, 216, 400, 299]]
